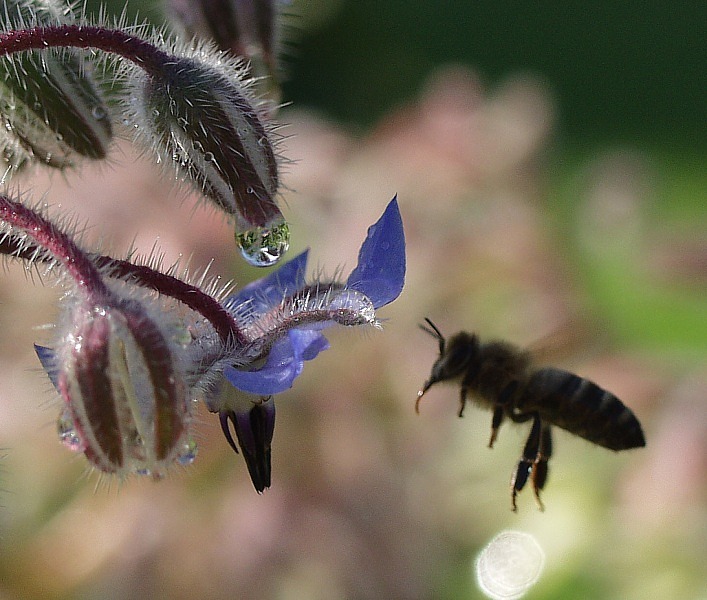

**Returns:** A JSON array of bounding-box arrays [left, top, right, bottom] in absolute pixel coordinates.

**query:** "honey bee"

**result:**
[[416, 319, 646, 511]]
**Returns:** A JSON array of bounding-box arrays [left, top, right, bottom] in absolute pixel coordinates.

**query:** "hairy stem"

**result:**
[[0, 235, 246, 346], [93, 256, 247, 346], [0, 196, 108, 300], [0, 25, 172, 78]]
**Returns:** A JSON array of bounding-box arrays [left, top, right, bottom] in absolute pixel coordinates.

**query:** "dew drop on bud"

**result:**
[[91, 105, 107, 120], [57, 407, 83, 452], [475, 530, 544, 600], [236, 220, 290, 267], [177, 438, 198, 465], [173, 324, 193, 347]]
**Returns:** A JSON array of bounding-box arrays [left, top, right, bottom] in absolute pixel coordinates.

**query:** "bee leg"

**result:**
[[490, 381, 519, 447], [458, 386, 469, 417], [489, 406, 504, 448], [531, 424, 553, 510], [510, 413, 541, 511]]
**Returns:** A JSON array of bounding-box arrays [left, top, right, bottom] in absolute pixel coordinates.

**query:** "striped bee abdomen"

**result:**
[[524, 367, 645, 451]]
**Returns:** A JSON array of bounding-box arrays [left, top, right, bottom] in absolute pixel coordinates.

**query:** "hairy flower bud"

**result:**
[[47, 300, 193, 478], [127, 50, 287, 265], [168, 0, 250, 56], [0, 0, 113, 168], [167, 0, 283, 102]]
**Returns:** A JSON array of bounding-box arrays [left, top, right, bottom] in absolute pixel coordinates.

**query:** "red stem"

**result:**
[[0, 196, 108, 300], [93, 256, 247, 346], [0, 235, 246, 346], [0, 25, 173, 78]]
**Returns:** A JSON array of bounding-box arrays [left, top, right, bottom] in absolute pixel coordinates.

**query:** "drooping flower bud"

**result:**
[[126, 49, 287, 265], [44, 299, 194, 478], [167, 0, 250, 57], [167, 0, 283, 101], [0, 0, 113, 169]]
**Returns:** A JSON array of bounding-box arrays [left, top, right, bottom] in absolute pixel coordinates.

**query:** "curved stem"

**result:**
[[0, 235, 246, 346], [93, 256, 247, 346], [0, 196, 109, 301], [0, 25, 173, 78]]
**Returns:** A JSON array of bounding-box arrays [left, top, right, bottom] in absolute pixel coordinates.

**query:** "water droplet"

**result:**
[[152, 108, 160, 117], [135, 468, 152, 476], [203, 152, 214, 162], [173, 324, 193, 347], [236, 220, 290, 267], [192, 140, 203, 152], [91, 105, 107, 120], [57, 408, 83, 452], [177, 438, 198, 465]]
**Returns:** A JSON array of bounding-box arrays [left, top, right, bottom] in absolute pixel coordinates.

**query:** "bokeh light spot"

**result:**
[[475, 530, 545, 599]]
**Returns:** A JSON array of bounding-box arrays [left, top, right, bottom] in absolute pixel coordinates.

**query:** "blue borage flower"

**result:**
[[15, 196, 404, 491], [223, 195, 405, 395], [213, 196, 405, 491]]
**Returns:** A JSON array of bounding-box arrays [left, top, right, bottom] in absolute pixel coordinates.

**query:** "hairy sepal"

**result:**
[[57, 301, 192, 478], [123, 44, 282, 232], [0, 0, 113, 169]]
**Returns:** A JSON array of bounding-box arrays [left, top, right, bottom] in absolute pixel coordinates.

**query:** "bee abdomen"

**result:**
[[524, 368, 645, 451]]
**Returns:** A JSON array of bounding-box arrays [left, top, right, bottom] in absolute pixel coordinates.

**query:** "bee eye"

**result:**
[[439, 343, 471, 375]]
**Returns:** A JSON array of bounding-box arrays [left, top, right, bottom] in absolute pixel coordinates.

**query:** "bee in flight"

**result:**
[[416, 319, 646, 511]]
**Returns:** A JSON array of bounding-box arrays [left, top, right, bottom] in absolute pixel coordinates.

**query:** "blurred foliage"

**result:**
[[280, 0, 705, 148]]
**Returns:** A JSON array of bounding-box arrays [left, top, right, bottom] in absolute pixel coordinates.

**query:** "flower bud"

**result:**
[[52, 300, 193, 478], [0, 0, 113, 169], [167, 0, 250, 57], [167, 0, 283, 101], [128, 51, 287, 264]]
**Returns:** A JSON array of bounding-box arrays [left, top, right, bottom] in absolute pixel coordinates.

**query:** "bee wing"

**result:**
[[526, 322, 604, 368]]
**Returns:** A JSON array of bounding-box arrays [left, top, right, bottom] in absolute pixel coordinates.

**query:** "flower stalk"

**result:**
[[1, 195, 405, 490]]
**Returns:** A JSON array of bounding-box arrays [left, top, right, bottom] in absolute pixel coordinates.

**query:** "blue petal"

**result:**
[[35, 344, 60, 391], [223, 250, 309, 317], [224, 329, 330, 395], [292, 329, 330, 360], [347, 196, 405, 308]]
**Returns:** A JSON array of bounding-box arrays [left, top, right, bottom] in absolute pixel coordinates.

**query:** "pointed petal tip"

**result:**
[[347, 195, 406, 309]]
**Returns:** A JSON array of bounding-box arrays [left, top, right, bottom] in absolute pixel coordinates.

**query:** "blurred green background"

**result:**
[[98, 0, 706, 148], [283, 0, 705, 148]]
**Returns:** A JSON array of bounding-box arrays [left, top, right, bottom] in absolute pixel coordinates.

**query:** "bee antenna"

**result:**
[[420, 317, 445, 353]]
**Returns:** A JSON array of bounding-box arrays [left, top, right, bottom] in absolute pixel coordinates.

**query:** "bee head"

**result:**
[[417, 319, 479, 412]]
